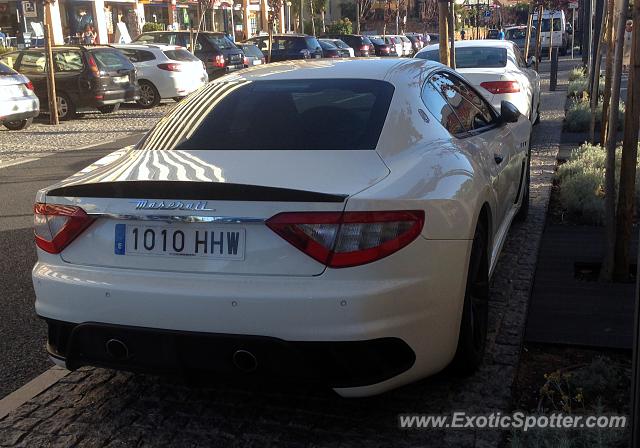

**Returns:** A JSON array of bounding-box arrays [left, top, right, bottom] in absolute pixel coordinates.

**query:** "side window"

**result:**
[[513, 45, 526, 67], [421, 78, 465, 135], [437, 72, 495, 132], [53, 50, 84, 72], [138, 50, 156, 62], [255, 38, 269, 52], [0, 51, 20, 69], [19, 51, 47, 75], [119, 48, 139, 62]]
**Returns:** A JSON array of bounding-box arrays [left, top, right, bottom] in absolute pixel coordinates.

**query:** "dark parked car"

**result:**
[[487, 29, 500, 39], [238, 43, 265, 67], [405, 34, 424, 52], [368, 37, 393, 56], [324, 34, 372, 57], [247, 34, 323, 61], [0, 45, 138, 120], [133, 31, 244, 79], [318, 39, 344, 58]]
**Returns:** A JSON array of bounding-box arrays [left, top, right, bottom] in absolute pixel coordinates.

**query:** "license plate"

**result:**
[[113, 76, 129, 84], [114, 223, 245, 260], [0, 85, 24, 99], [252, 60, 262, 65]]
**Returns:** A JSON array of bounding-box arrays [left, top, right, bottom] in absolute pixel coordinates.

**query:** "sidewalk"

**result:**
[[0, 67, 569, 448]]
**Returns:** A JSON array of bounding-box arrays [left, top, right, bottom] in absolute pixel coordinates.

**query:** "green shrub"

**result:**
[[568, 66, 586, 82], [142, 22, 164, 32], [327, 18, 352, 35], [0, 47, 16, 56], [568, 77, 605, 99], [564, 98, 625, 132], [557, 143, 640, 224]]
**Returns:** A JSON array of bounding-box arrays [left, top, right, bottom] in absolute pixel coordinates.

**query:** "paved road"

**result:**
[[0, 134, 144, 400]]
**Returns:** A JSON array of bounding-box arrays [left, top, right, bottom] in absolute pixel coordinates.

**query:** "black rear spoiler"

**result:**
[[46, 181, 347, 203]]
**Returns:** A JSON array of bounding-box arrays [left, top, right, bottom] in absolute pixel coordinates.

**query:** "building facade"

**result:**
[[1, 0, 280, 46]]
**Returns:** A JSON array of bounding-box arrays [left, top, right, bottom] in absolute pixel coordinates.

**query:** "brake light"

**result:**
[[381, 47, 390, 53], [211, 54, 225, 68], [480, 80, 520, 94], [261, 57, 266, 64], [24, 81, 34, 91], [87, 54, 100, 77], [360, 45, 369, 51], [157, 63, 184, 71], [266, 210, 424, 268], [34, 203, 95, 254], [243, 56, 249, 66]]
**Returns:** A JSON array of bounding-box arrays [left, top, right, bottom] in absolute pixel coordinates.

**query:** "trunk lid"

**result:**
[[45, 149, 390, 276]]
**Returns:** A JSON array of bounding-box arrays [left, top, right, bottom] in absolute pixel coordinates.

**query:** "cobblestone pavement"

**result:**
[[0, 103, 173, 165], [0, 66, 569, 447]]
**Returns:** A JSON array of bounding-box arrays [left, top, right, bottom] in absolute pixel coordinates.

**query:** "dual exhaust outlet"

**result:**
[[104, 339, 258, 373]]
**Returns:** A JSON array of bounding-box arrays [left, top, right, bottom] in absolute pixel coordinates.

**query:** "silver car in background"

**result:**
[[0, 61, 39, 131]]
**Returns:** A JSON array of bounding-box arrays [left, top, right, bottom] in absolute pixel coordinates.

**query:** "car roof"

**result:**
[[141, 30, 225, 35], [19, 45, 112, 51], [421, 39, 514, 51], [111, 44, 183, 51], [217, 58, 441, 83], [505, 26, 527, 30]]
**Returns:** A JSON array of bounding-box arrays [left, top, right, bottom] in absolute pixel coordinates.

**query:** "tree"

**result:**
[[327, 18, 353, 34], [601, 0, 630, 281], [614, 0, 640, 280], [357, 0, 375, 33], [601, 0, 617, 147], [589, 0, 608, 144], [267, 0, 283, 63], [194, 0, 215, 54]]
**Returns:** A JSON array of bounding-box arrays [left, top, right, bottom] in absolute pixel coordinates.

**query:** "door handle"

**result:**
[[494, 154, 504, 164]]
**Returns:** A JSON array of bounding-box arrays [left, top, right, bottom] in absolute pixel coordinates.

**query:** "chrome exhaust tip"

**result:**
[[232, 349, 258, 373], [105, 338, 129, 361]]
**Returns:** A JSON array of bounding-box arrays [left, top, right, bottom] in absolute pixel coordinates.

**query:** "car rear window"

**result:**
[[369, 37, 384, 45], [416, 47, 507, 68], [319, 40, 338, 50], [305, 36, 321, 50], [0, 61, 17, 75], [163, 49, 199, 61], [506, 29, 527, 39], [203, 34, 236, 50], [240, 44, 263, 58], [91, 49, 135, 71], [140, 79, 395, 151]]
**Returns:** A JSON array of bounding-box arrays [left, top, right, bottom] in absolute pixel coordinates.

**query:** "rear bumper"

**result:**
[[46, 320, 415, 388], [33, 237, 471, 396], [0, 96, 39, 122], [91, 86, 140, 106]]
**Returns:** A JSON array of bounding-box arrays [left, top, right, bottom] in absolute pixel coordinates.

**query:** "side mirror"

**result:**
[[499, 100, 521, 124]]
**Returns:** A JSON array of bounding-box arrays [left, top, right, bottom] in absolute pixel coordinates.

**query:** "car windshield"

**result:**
[[91, 49, 134, 71], [139, 79, 395, 151], [416, 47, 508, 68], [332, 40, 349, 49], [204, 34, 236, 49], [163, 49, 200, 61], [506, 29, 527, 39], [304, 37, 321, 49], [319, 40, 338, 50], [369, 37, 384, 45]]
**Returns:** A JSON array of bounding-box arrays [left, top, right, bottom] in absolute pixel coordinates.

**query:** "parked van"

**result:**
[[532, 9, 569, 55]]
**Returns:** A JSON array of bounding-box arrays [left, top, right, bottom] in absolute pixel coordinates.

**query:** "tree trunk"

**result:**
[[614, 0, 640, 280], [356, 0, 360, 34], [448, 0, 456, 69], [601, 0, 630, 281], [321, 8, 325, 34], [601, 0, 617, 147], [589, 0, 608, 144], [309, 0, 316, 36], [438, 0, 449, 67]]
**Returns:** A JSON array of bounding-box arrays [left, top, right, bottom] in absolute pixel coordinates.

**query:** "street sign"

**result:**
[[484, 10, 491, 17], [569, 1, 578, 9]]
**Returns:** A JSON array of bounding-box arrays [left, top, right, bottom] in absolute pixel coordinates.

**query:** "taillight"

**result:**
[[261, 57, 266, 64], [87, 54, 100, 77], [480, 80, 520, 94], [266, 210, 424, 268], [243, 56, 249, 66], [34, 203, 94, 254], [211, 54, 225, 68], [157, 63, 184, 71], [381, 47, 390, 53], [360, 45, 369, 51], [24, 81, 34, 91]]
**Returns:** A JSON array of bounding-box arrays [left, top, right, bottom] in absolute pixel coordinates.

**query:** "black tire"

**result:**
[[533, 100, 541, 125], [56, 93, 76, 121], [451, 220, 489, 374], [136, 81, 161, 109], [4, 117, 32, 130], [515, 150, 531, 222], [98, 104, 120, 114]]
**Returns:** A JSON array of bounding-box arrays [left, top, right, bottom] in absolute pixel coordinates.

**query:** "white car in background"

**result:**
[[394, 35, 413, 57], [0, 61, 39, 130], [416, 40, 541, 124], [32, 59, 531, 397], [112, 44, 208, 108]]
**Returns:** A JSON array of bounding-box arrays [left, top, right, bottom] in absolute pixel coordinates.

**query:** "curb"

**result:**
[[0, 367, 69, 420]]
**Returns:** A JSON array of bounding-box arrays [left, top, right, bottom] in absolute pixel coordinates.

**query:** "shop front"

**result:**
[[0, 0, 19, 37], [104, 0, 140, 41], [175, 0, 197, 30], [142, 0, 169, 29]]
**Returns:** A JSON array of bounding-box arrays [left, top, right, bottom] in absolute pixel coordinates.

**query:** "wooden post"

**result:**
[[535, 4, 543, 72], [356, 0, 360, 34], [524, 2, 533, 61], [448, 0, 455, 69], [43, 11, 58, 125], [438, 0, 449, 67], [549, 11, 553, 61]]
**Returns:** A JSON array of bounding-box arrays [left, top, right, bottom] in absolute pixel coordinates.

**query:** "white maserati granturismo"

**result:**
[[33, 58, 532, 397]]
